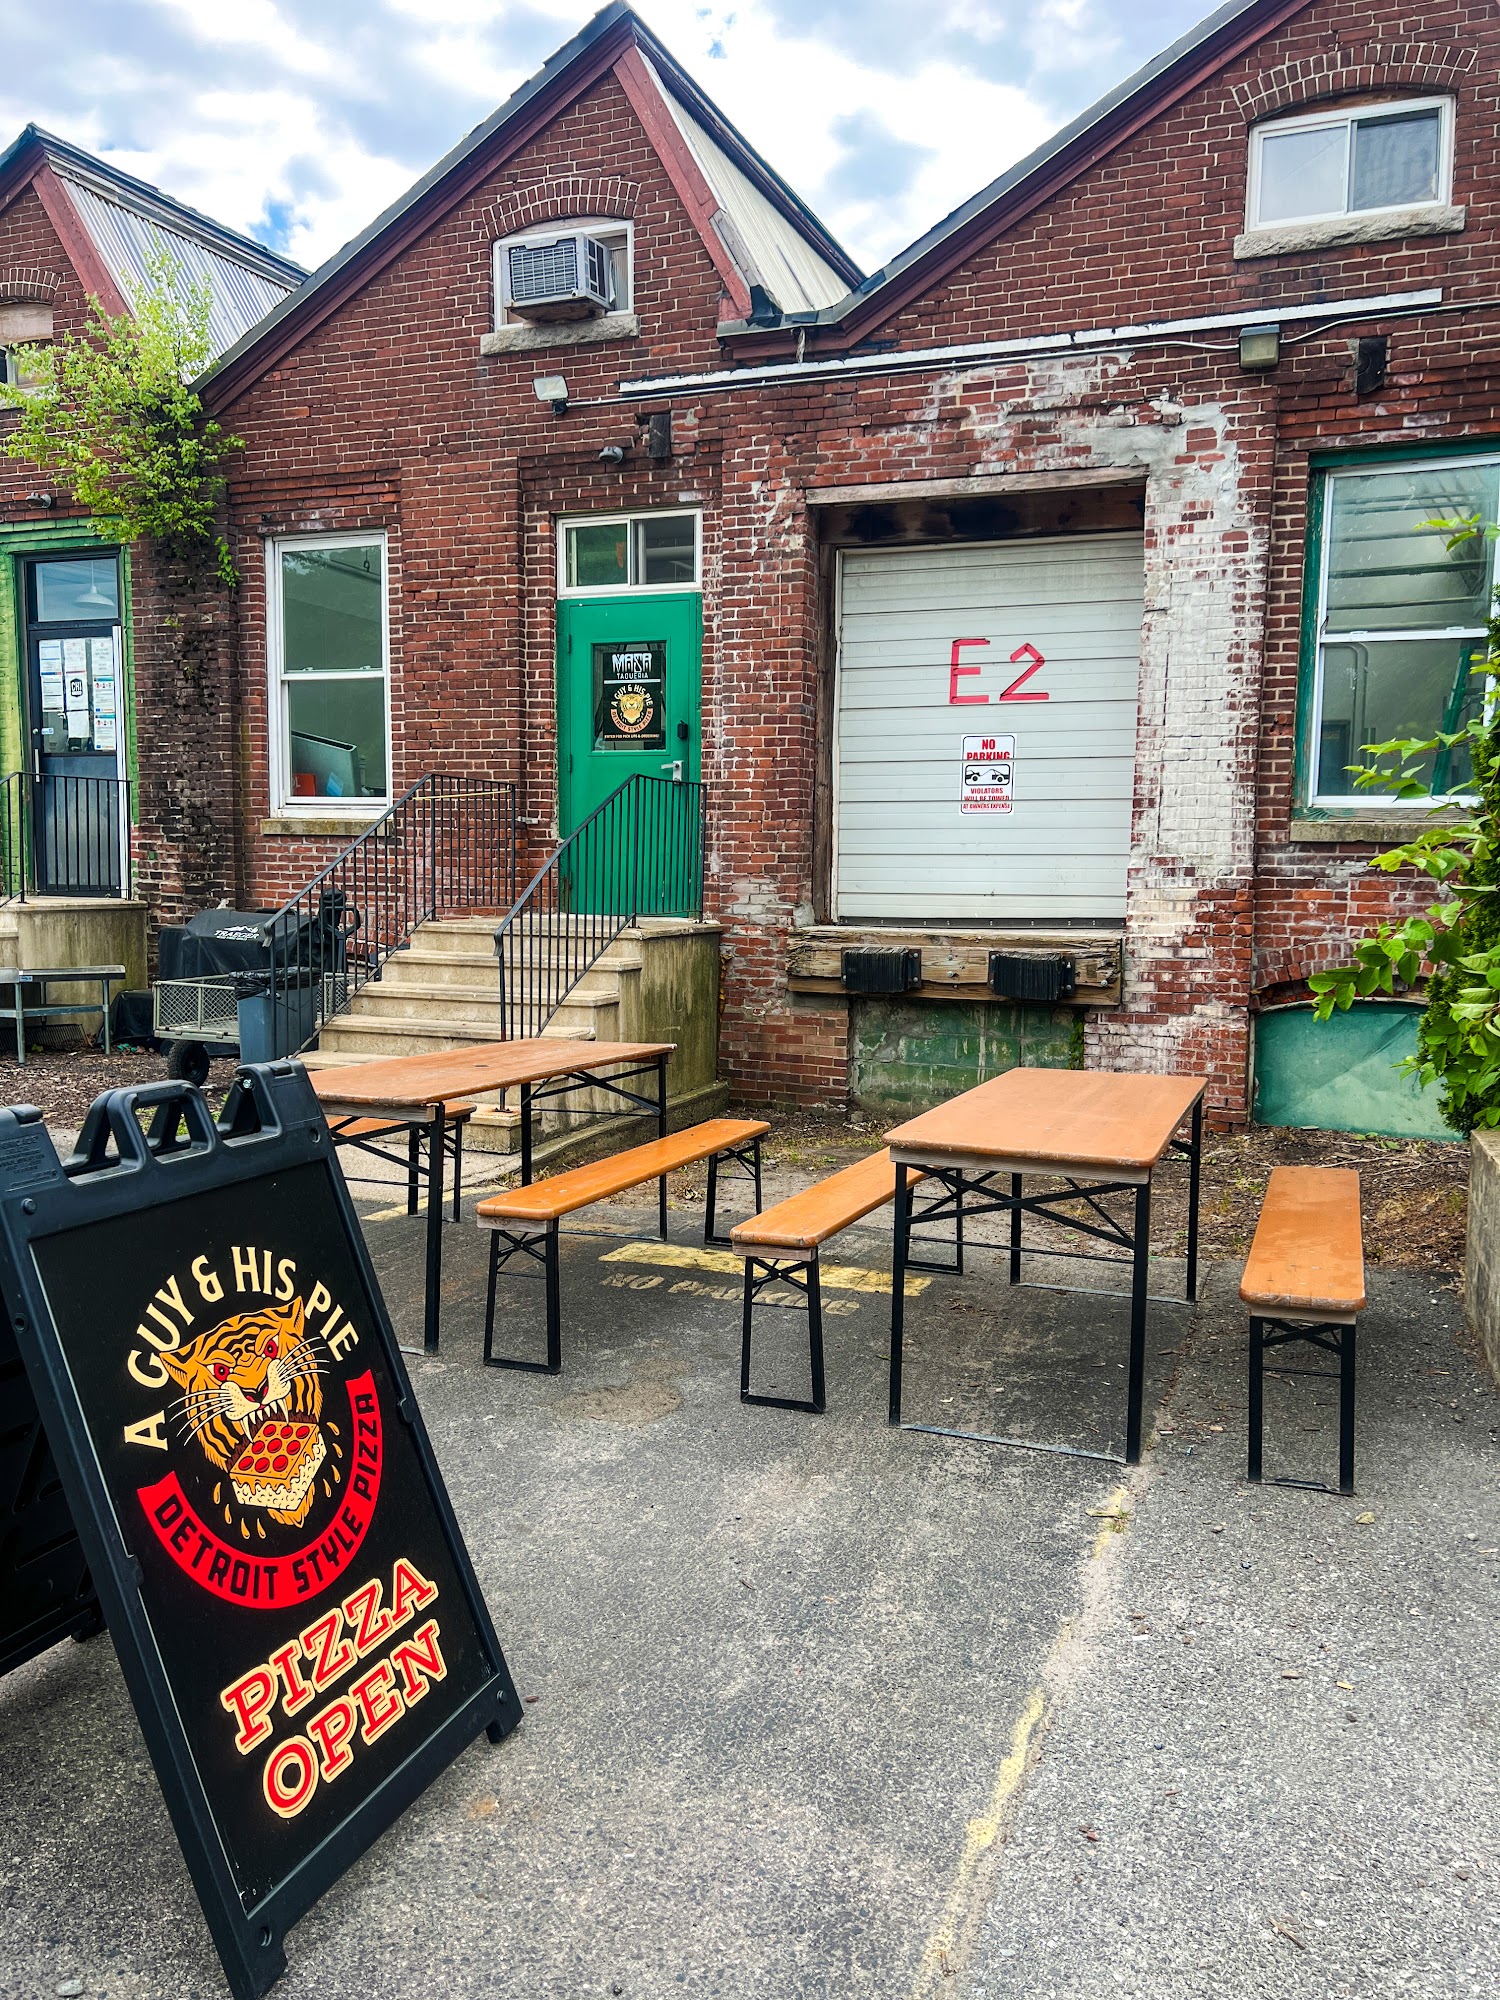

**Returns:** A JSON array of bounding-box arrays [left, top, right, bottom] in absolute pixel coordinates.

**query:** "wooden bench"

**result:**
[[729, 1150, 940, 1414], [1240, 1166, 1365, 1495], [476, 1117, 769, 1373], [328, 1107, 476, 1223]]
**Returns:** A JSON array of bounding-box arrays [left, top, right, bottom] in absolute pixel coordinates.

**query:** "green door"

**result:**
[[556, 591, 701, 832]]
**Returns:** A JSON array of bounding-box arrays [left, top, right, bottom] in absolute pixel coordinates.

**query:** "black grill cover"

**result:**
[[157, 897, 354, 985]]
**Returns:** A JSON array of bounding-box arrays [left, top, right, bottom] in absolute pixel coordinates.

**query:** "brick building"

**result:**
[[0, 127, 302, 968], [126, 0, 1500, 1126]]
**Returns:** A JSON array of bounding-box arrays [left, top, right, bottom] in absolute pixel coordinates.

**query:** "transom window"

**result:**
[[1306, 457, 1498, 807], [493, 218, 632, 328], [558, 512, 700, 595], [267, 533, 390, 811], [1249, 98, 1452, 229]]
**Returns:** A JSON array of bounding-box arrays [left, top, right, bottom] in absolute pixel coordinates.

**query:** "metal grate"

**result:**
[[508, 237, 578, 301]]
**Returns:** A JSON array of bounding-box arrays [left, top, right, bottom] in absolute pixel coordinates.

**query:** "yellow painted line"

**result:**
[[599, 1239, 932, 1296], [908, 1689, 1048, 1998], [1088, 1479, 1134, 1558], [908, 1475, 1140, 1994]]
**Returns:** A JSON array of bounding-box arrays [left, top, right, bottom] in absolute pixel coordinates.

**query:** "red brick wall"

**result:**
[[130, 2, 1500, 1118], [0, 183, 95, 509]]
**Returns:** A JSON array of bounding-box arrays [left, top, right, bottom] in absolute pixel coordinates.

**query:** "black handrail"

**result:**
[[263, 773, 517, 1059], [495, 774, 706, 1040], [0, 769, 132, 902]]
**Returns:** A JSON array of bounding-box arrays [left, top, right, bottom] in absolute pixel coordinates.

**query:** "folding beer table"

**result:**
[[885, 1067, 1206, 1463], [309, 1039, 674, 1353]]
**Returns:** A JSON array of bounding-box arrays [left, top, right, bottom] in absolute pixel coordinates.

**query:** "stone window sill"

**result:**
[[479, 312, 639, 356], [1289, 813, 1467, 845], [260, 814, 388, 838], [1234, 204, 1464, 259]]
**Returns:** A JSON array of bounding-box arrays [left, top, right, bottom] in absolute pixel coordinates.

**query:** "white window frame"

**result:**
[[1307, 453, 1497, 809], [265, 530, 392, 817], [492, 217, 633, 328], [1247, 96, 1454, 230], [555, 509, 702, 598]]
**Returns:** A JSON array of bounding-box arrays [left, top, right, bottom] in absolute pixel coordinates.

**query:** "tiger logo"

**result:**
[[160, 1300, 341, 1536]]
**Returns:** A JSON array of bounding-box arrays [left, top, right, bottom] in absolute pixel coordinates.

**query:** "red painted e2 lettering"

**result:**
[[946, 640, 1049, 705]]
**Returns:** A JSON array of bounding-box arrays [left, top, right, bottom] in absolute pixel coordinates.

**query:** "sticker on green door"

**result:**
[[595, 641, 666, 747]]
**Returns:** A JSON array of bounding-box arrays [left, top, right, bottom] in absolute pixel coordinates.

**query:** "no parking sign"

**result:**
[[961, 734, 1015, 812]]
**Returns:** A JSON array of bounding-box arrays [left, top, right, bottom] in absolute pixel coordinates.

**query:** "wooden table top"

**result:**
[[885, 1067, 1206, 1175], [306, 1039, 675, 1113]]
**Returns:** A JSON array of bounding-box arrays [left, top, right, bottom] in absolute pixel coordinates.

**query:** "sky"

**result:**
[[1, 0, 1217, 280]]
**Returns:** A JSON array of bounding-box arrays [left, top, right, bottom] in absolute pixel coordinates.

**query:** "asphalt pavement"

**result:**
[[1, 1172, 1495, 2000]]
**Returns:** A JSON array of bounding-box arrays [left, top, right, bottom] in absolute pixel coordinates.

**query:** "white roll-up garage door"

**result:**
[[835, 533, 1144, 922]]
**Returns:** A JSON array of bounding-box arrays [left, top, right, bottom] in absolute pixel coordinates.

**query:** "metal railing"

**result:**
[[261, 773, 517, 1059], [495, 773, 706, 1040], [0, 770, 132, 902]]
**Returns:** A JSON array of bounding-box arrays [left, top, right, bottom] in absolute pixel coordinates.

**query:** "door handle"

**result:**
[[660, 760, 684, 783]]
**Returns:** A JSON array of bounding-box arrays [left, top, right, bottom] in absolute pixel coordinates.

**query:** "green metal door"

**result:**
[[556, 592, 701, 834]]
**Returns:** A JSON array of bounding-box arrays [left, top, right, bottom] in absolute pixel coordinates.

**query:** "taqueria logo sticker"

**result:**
[[120, 1246, 383, 1606]]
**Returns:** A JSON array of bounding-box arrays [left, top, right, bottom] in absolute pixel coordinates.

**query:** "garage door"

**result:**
[[835, 533, 1145, 921]]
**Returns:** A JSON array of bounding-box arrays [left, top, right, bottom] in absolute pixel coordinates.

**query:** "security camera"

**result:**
[[597, 444, 627, 465]]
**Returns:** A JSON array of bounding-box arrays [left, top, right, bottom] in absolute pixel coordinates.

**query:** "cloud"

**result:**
[[0, 0, 1220, 275]]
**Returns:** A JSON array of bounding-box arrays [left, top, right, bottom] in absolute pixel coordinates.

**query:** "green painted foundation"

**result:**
[[848, 998, 1082, 1117], [1252, 1003, 1456, 1141]]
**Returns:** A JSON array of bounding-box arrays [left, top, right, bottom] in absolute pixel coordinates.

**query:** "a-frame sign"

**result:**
[[0, 1065, 522, 2000]]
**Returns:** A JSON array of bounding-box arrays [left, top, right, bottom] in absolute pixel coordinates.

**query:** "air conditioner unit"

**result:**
[[504, 234, 613, 323]]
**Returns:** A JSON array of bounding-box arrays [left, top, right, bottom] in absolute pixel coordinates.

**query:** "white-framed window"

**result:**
[[556, 510, 701, 596], [266, 532, 391, 813], [1248, 97, 1453, 229], [1306, 456, 1498, 808], [493, 217, 632, 327]]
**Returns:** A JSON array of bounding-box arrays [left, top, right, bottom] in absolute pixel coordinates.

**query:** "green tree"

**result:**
[[1310, 516, 1500, 1132], [0, 245, 241, 584]]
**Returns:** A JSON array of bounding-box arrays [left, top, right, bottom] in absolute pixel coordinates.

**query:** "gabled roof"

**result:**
[[0, 124, 304, 356], [200, 2, 861, 404], [720, 0, 1315, 356]]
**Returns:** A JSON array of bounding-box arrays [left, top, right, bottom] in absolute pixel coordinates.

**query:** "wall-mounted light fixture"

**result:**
[[532, 373, 569, 415], [597, 444, 626, 466], [1238, 323, 1281, 372], [25, 490, 54, 508]]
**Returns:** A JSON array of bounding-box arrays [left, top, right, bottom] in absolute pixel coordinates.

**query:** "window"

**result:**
[[0, 302, 53, 394], [558, 511, 700, 595], [1306, 458, 1499, 807], [493, 219, 631, 327], [267, 534, 390, 811], [1249, 98, 1452, 228]]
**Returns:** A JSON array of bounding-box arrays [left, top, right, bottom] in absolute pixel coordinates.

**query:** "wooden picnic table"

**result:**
[[309, 1039, 675, 1354], [884, 1066, 1207, 1464]]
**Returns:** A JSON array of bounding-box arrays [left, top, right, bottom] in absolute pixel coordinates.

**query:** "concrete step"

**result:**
[[316, 1015, 523, 1058], [346, 981, 505, 1025]]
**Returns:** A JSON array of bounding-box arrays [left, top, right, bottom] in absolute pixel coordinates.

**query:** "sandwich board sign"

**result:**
[[0, 1064, 522, 2000]]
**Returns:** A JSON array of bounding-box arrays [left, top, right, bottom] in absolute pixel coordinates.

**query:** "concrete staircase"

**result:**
[[309, 914, 724, 1156]]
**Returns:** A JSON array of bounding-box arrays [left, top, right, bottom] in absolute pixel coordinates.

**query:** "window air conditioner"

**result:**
[[505, 234, 613, 323]]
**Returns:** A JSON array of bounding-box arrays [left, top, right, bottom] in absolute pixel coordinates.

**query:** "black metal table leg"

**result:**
[[407, 1125, 420, 1218], [451, 1115, 464, 1223], [1009, 1173, 1022, 1283], [1338, 1322, 1357, 1495], [888, 1163, 912, 1425], [423, 1103, 446, 1356], [657, 1051, 669, 1241], [1186, 1096, 1203, 1303], [520, 1081, 533, 1187], [1125, 1178, 1152, 1463], [1248, 1315, 1265, 1482]]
